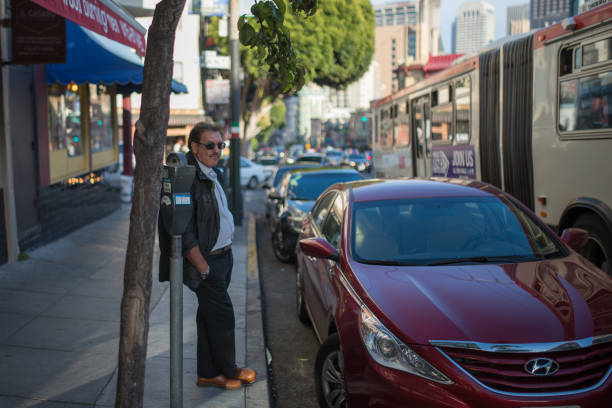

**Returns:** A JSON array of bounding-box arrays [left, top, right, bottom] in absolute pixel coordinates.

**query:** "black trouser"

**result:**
[[195, 249, 238, 378]]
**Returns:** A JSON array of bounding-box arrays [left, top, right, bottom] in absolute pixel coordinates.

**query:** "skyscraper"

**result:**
[[507, 4, 530, 35], [455, 1, 495, 55]]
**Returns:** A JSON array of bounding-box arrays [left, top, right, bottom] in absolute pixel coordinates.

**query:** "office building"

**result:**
[[530, 0, 576, 28], [455, 1, 495, 55], [507, 4, 530, 35]]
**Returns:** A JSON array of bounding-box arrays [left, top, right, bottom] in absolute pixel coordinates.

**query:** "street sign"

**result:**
[[200, 51, 230, 70]]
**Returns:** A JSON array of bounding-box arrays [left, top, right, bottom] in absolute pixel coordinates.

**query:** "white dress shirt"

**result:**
[[196, 159, 234, 251]]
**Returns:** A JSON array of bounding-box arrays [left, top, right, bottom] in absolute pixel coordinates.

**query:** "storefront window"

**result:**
[[89, 84, 113, 153], [48, 83, 83, 157]]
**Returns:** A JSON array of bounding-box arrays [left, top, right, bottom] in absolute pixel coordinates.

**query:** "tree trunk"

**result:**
[[115, 0, 186, 407]]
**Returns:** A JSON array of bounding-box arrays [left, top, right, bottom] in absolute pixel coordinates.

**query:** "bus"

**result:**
[[372, 4, 612, 275]]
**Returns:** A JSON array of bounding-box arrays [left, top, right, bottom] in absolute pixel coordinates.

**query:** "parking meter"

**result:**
[[160, 152, 194, 408], [160, 152, 195, 235]]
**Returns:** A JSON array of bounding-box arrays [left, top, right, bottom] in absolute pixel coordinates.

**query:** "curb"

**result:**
[[246, 213, 272, 407]]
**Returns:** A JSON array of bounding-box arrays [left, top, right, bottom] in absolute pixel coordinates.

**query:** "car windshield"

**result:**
[[326, 151, 342, 157], [351, 196, 564, 265], [287, 172, 362, 201], [348, 154, 365, 160], [273, 166, 312, 187]]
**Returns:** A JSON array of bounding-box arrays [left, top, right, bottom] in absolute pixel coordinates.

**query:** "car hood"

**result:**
[[351, 254, 612, 345]]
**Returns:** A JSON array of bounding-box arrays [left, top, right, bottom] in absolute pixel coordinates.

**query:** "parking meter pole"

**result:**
[[170, 234, 183, 408]]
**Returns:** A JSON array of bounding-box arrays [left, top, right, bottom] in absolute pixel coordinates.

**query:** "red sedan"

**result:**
[[296, 178, 612, 408]]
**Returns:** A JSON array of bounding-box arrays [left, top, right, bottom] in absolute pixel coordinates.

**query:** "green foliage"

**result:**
[[286, 0, 374, 88], [238, 0, 374, 92], [238, 0, 307, 93], [255, 100, 286, 146], [269, 101, 286, 127]]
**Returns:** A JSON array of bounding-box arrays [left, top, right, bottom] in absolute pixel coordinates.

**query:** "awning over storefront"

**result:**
[[30, 0, 146, 55], [45, 20, 188, 94]]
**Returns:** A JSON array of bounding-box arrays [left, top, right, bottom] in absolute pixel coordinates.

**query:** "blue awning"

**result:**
[[46, 20, 188, 94]]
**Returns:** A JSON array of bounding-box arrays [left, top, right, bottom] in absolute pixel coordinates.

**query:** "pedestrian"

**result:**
[[159, 121, 256, 390]]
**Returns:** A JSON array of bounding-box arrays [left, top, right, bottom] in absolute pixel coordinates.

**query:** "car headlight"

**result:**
[[359, 306, 453, 384]]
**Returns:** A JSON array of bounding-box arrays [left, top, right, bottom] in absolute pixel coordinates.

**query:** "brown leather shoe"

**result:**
[[197, 374, 242, 390], [235, 367, 257, 384]]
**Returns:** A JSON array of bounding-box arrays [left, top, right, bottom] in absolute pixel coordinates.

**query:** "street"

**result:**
[[244, 188, 319, 408]]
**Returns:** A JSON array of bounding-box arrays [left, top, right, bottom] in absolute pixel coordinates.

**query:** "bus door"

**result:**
[[411, 96, 432, 176]]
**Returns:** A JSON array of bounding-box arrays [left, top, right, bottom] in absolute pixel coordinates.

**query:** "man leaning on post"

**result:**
[[159, 121, 256, 390]]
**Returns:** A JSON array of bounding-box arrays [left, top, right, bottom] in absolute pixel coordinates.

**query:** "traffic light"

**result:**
[[361, 115, 367, 123]]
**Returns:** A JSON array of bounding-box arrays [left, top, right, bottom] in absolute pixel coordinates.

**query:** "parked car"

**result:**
[[295, 152, 326, 165], [296, 178, 612, 408], [268, 168, 363, 263], [264, 163, 320, 226], [323, 149, 343, 166], [255, 155, 279, 181], [342, 152, 369, 173]]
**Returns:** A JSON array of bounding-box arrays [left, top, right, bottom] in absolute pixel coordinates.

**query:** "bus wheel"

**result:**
[[574, 214, 612, 276]]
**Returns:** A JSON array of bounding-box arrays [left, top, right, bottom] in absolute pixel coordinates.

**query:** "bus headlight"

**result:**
[[359, 306, 453, 384]]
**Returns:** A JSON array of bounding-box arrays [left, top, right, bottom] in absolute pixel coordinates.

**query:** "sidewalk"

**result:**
[[0, 205, 270, 408]]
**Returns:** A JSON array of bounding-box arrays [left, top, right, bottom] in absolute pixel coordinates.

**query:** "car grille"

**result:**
[[437, 341, 612, 394]]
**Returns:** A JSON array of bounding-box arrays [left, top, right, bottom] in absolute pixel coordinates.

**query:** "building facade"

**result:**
[[530, 0, 576, 28], [455, 1, 495, 55], [0, 0, 188, 265], [507, 4, 531, 35], [373, 0, 441, 98]]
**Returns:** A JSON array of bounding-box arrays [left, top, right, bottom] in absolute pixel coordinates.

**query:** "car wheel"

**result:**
[[247, 176, 258, 189], [296, 261, 310, 325], [272, 226, 294, 263], [574, 214, 612, 276], [315, 333, 346, 408]]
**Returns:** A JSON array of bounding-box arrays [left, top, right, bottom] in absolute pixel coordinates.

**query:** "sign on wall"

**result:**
[[12, 0, 66, 64], [205, 79, 229, 104]]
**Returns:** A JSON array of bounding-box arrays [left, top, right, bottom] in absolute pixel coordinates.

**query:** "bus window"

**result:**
[[396, 118, 410, 146], [559, 71, 612, 132], [455, 76, 471, 144], [431, 105, 452, 143], [582, 38, 612, 67]]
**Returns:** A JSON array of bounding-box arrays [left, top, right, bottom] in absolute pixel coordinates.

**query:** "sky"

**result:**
[[370, 0, 530, 53]]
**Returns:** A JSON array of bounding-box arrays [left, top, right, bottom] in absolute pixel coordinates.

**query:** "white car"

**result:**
[[240, 157, 266, 189]]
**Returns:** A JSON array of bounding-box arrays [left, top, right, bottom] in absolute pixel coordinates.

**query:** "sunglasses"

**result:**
[[195, 141, 226, 150]]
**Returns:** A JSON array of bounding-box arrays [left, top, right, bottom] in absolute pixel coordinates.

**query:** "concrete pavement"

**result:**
[[0, 205, 270, 407]]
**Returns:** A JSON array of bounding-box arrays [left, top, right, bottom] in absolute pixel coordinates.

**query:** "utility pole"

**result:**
[[229, 0, 243, 225]]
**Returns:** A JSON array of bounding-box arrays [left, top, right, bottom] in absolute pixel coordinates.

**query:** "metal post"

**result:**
[[229, 0, 243, 226], [170, 235, 183, 408]]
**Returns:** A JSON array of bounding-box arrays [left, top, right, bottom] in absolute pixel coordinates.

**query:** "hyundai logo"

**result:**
[[524, 358, 560, 376]]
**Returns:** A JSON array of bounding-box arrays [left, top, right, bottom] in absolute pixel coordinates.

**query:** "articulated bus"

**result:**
[[372, 4, 612, 275]]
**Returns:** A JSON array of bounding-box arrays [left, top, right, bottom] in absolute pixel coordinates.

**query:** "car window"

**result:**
[[351, 196, 564, 265], [311, 192, 336, 231], [240, 158, 250, 168], [321, 195, 344, 247], [286, 172, 362, 201]]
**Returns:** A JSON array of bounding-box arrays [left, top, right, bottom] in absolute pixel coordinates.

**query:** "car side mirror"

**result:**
[[299, 237, 340, 263], [560, 227, 589, 250], [268, 191, 282, 200]]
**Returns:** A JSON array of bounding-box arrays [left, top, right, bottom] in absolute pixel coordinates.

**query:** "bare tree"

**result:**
[[115, 0, 186, 406]]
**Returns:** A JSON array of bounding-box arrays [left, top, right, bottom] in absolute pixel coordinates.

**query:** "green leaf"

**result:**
[[273, 0, 286, 19], [239, 24, 256, 46]]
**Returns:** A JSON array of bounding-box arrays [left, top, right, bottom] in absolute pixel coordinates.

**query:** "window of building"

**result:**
[[48, 83, 87, 182], [89, 85, 112, 154]]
